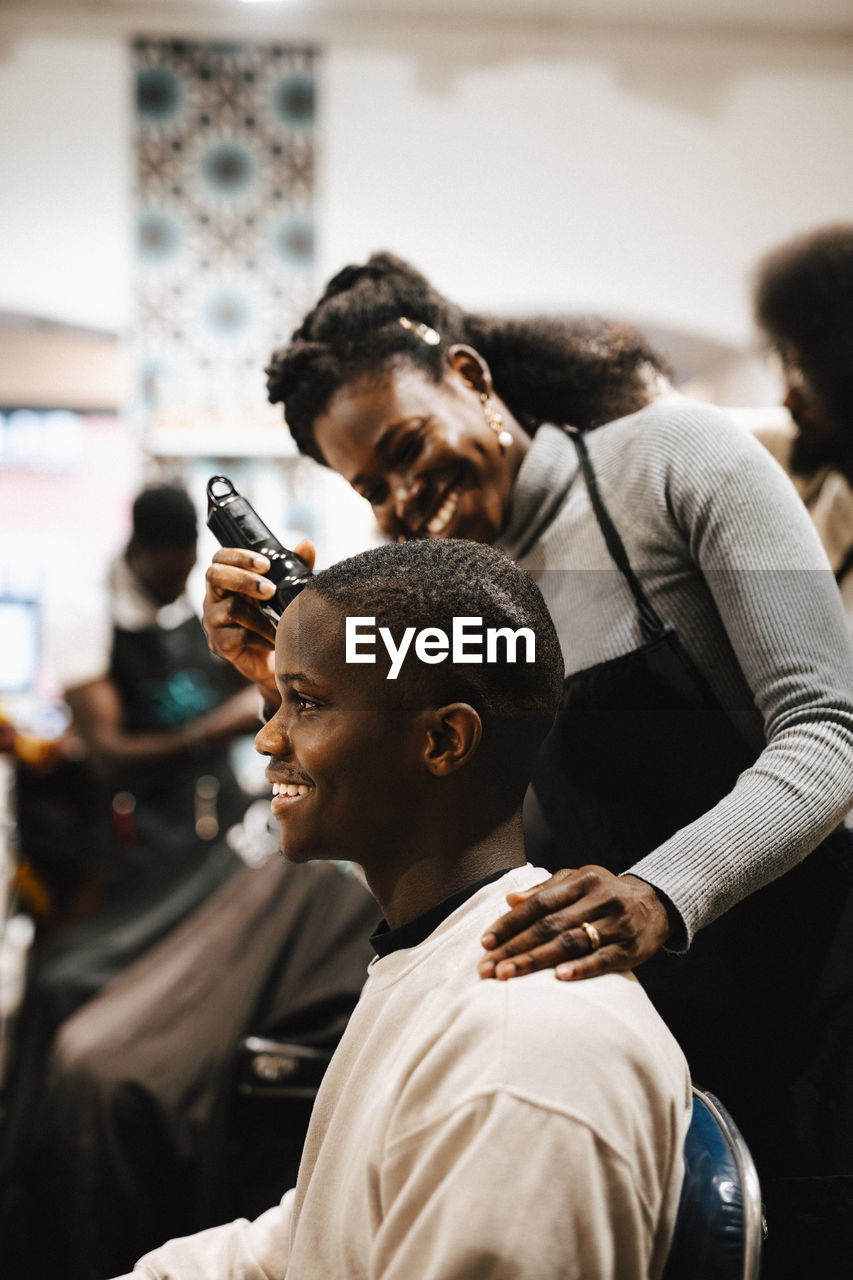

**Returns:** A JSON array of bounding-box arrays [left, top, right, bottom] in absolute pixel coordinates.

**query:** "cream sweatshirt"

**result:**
[[121, 865, 691, 1280]]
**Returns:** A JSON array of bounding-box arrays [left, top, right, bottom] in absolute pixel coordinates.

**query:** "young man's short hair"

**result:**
[[306, 538, 564, 763]]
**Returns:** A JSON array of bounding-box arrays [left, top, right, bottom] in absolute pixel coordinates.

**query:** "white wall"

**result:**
[[0, 28, 851, 352], [0, 36, 133, 333], [321, 41, 853, 348]]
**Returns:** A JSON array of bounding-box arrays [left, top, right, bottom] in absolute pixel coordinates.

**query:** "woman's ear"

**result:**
[[446, 345, 493, 398], [422, 703, 482, 777]]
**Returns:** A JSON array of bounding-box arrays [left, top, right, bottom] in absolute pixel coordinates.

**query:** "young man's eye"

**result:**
[[291, 692, 318, 713]]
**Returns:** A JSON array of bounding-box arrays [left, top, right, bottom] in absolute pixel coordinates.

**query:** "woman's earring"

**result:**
[[480, 393, 513, 456]]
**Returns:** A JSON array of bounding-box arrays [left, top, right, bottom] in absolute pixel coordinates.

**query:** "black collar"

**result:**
[[370, 867, 517, 958]]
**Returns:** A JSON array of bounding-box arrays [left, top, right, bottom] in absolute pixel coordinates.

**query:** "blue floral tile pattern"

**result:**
[[133, 39, 317, 433]]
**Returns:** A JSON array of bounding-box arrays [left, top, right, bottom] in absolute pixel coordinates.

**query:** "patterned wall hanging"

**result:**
[[133, 39, 317, 438]]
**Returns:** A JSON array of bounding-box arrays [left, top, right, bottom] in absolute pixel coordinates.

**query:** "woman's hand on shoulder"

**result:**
[[202, 540, 316, 704], [477, 867, 676, 982]]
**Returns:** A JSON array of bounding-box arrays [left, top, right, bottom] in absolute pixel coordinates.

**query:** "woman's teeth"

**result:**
[[426, 484, 461, 535], [272, 782, 311, 798]]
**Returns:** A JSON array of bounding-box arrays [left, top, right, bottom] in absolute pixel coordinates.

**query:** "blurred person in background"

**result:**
[[204, 252, 853, 1276], [0, 483, 259, 1267], [0, 486, 377, 1280], [25, 482, 261, 1021], [752, 223, 853, 631], [747, 223, 853, 1273]]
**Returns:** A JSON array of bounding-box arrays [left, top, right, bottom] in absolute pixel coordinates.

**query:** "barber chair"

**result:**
[[208, 1036, 335, 1223], [663, 1086, 764, 1280], [235, 1036, 334, 1100]]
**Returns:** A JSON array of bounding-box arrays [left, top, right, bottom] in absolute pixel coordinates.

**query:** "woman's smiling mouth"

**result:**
[[425, 482, 463, 536]]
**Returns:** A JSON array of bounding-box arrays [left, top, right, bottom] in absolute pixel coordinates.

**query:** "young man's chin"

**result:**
[[280, 837, 336, 866], [281, 842, 313, 865]]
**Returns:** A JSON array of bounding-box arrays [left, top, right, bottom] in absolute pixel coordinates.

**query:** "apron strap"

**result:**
[[835, 543, 853, 587], [565, 425, 666, 643]]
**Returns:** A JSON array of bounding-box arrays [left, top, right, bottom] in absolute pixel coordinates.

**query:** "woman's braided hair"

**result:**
[[266, 251, 671, 465]]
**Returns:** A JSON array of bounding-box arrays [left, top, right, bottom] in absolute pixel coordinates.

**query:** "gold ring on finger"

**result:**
[[580, 921, 601, 953]]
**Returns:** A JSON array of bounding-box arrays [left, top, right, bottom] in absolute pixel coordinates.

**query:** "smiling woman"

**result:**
[[311, 350, 522, 545]]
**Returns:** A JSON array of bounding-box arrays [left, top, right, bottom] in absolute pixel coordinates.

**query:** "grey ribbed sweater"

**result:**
[[497, 401, 853, 945]]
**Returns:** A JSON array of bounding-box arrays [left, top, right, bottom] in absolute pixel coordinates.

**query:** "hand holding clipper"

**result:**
[[206, 476, 312, 624]]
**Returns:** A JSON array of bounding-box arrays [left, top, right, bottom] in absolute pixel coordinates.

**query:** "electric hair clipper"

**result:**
[[206, 475, 312, 624]]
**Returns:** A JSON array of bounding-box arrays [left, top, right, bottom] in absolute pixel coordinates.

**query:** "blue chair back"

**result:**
[[662, 1086, 763, 1280]]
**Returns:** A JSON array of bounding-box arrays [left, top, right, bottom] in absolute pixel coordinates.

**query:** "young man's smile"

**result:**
[[268, 778, 314, 813]]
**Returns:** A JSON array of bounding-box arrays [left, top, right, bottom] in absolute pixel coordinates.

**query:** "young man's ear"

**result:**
[[422, 703, 482, 777], [446, 345, 493, 398]]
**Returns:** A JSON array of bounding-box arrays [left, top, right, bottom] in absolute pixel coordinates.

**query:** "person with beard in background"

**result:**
[[752, 223, 853, 630], [748, 224, 853, 1273]]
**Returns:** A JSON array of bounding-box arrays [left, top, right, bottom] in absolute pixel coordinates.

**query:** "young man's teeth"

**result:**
[[427, 485, 461, 535], [272, 783, 311, 797]]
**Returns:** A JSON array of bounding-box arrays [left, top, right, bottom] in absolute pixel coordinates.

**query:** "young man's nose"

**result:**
[[254, 714, 291, 759]]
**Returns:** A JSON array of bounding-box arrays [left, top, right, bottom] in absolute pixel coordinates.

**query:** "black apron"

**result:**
[[0, 612, 255, 1238], [28, 613, 250, 1030], [107, 613, 249, 894], [528, 427, 852, 1192]]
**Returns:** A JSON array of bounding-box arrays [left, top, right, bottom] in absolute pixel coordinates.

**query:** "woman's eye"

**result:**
[[363, 481, 389, 507], [396, 429, 425, 467]]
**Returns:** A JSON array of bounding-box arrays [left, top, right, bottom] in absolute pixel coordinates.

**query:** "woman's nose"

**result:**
[[391, 471, 424, 523]]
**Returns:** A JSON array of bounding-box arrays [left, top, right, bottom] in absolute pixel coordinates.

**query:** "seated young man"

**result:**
[[116, 537, 691, 1280]]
